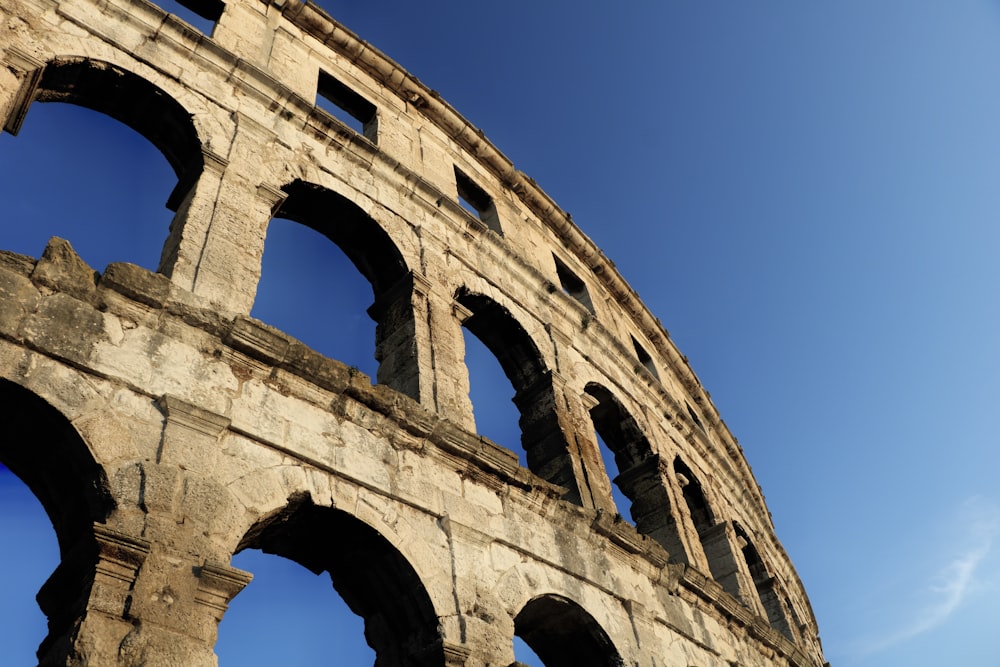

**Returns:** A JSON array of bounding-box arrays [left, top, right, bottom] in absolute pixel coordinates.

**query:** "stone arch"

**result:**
[[3, 55, 207, 277], [734, 522, 793, 637], [673, 456, 746, 600], [231, 493, 443, 667], [0, 379, 113, 555], [265, 179, 421, 399], [20, 57, 204, 211], [0, 378, 115, 662], [584, 383, 684, 556], [455, 288, 581, 501], [513, 594, 623, 667]]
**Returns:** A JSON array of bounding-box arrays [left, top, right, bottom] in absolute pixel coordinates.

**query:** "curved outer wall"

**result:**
[[0, 0, 828, 665]]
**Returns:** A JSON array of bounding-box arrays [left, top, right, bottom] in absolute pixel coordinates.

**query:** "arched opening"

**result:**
[[513, 594, 623, 667], [462, 327, 523, 459], [252, 218, 378, 380], [734, 522, 793, 638], [673, 457, 714, 534], [255, 181, 419, 399], [225, 495, 442, 667], [0, 465, 59, 666], [216, 548, 374, 665], [0, 380, 115, 664], [1, 57, 202, 272], [584, 384, 683, 556], [455, 289, 581, 502]]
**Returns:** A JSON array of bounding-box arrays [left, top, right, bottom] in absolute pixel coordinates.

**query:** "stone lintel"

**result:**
[[224, 316, 291, 366]]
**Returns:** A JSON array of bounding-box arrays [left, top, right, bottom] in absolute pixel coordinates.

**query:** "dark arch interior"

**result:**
[[265, 181, 420, 398], [584, 383, 653, 473], [455, 290, 545, 392], [235, 496, 442, 667], [454, 289, 582, 500], [514, 594, 623, 667], [674, 457, 714, 532], [0, 379, 114, 556], [34, 58, 203, 209], [0, 380, 116, 663], [276, 180, 409, 298]]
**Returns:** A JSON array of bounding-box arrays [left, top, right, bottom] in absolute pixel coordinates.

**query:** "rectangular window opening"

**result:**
[[631, 336, 659, 380], [553, 255, 594, 314], [156, 0, 223, 35], [686, 402, 706, 433], [316, 70, 378, 143], [454, 167, 502, 234]]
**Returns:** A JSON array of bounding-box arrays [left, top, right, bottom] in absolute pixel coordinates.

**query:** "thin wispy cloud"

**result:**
[[854, 497, 1000, 657]]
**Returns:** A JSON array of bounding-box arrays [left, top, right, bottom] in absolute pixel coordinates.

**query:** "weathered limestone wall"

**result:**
[[0, 0, 828, 665]]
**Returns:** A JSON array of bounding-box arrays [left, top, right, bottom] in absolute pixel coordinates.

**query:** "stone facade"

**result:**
[[0, 0, 828, 665]]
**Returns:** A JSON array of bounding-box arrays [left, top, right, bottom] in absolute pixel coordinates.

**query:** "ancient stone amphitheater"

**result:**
[[0, 0, 828, 665]]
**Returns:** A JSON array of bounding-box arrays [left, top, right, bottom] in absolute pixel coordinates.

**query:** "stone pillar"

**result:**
[[699, 522, 760, 613], [433, 298, 476, 430], [113, 550, 251, 667], [368, 271, 432, 403], [615, 455, 688, 561], [34, 524, 150, 666], [512, 371, 588, 504], [163, 122, 284, 314], [563, 390, 608, 512]]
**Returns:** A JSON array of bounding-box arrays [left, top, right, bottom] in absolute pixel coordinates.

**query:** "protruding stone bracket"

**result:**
[[194, 561, 253, 619], [442, 640, 471, 666], [255, 182, 288, 215], [91, 524, 152, 617], [451, 300, 473, 325], [580, 391, 600, 412], [202, 148, 229, 175], [157, 395, 231, 440], [2, 47, 44, 136], [156, 395, 231, 470]]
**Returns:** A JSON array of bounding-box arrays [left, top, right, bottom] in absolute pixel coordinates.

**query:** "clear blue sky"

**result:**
[[2, 2, 999, 666]]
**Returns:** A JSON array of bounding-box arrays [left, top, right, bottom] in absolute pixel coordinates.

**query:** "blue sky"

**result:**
[[2, 2, 1000, 666]]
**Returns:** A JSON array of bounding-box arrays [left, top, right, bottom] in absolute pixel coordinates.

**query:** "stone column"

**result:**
[[432, 298, 477, 430], [699, 522, 761, 613], [615, 455, 688, 561], [512, 370, 588, 504], [368, 270, 432, 403], [163, 120, 284, 314], [35, 524, 150, 666]]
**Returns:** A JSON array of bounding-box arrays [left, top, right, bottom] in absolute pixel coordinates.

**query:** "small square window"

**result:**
[[631, 336, 659, 380], [454, 167, 501, 234], [157, 0, 223, 34], [316, 71, 378, 143], [686, 402, 706, 433], [553, 255, 594, 314]]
